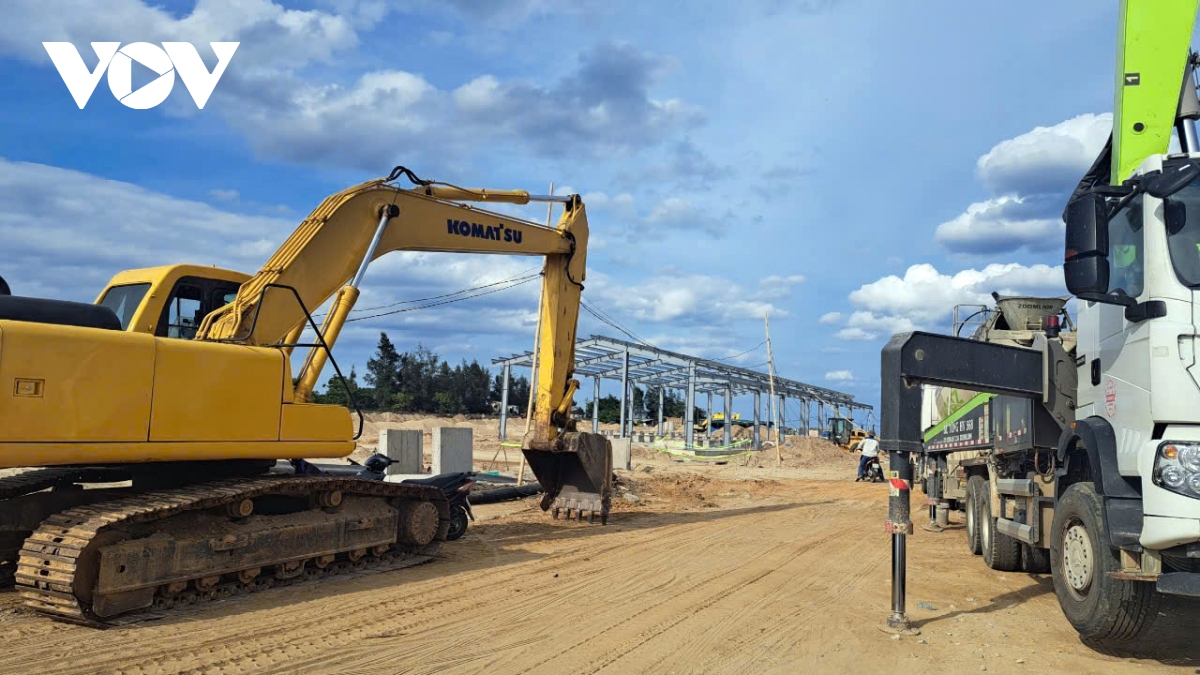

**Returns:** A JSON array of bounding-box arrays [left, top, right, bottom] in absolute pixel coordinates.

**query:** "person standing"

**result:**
[[855, 431, 880, 482]]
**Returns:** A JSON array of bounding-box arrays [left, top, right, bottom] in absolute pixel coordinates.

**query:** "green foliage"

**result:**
[[364, 332, 400, 406], [312, 365, 361, 407], [317, 333, 521, 416]]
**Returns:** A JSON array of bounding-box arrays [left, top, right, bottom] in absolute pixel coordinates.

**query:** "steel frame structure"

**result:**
[[493, 335, 870, 448]]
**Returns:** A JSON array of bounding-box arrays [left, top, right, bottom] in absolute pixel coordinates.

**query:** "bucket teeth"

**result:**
[[522, 431, 613, 525]]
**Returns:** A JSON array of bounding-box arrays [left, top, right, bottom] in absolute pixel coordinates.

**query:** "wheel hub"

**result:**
[[1062, 523, 1094, 596]]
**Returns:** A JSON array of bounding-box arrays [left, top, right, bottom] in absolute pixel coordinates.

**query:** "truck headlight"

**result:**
[[1154, 442, 1200, 498]]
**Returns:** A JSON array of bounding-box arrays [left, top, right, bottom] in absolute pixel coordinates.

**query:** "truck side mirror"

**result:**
[[1144, 160, 1200, 199], [1063, 192, 1111, 298]]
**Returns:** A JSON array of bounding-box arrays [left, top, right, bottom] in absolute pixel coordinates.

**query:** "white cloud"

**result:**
[[582, 191, 635, 212], [1, 0, 359, 77], [936, 114, 1113, 256], [228, 41, 703, 170], [825, 369, 853, 381], [819, 311, 842, 325], [760, 274, 806, 286], [588, 270, 784, 326], [834, 327, 875, 341], [826, 262, 1065, 341], [5, 4, 703, 170], [209, 188, 240, 202], [934, 194, 1063, 254], [976, 113, 1112, 195], [642, 196, 726, 236]]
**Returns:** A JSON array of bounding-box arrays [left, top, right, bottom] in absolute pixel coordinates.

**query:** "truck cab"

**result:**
[[1067, 152, 1200, 553]]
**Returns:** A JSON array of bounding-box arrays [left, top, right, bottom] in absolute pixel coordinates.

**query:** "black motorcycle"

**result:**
[[400, 471, 476, 540], [290, 454, 477, 540], [862, 456, 884, 483]]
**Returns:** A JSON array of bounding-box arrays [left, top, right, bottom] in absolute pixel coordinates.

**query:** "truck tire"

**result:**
[[1049, 482, 1158, 643], [966, 476, 985, 555], [1021, 543, 1051, 574], [980, 482, 1021, 571]]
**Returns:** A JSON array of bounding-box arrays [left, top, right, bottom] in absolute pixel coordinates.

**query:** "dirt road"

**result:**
[[0, 472, 1191, 674]]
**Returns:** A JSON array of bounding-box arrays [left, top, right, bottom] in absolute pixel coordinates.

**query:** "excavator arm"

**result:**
[[197, 167, 610, 521]]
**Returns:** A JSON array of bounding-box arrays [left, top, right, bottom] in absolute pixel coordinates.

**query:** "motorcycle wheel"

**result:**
[[447, 506, 469, 541]]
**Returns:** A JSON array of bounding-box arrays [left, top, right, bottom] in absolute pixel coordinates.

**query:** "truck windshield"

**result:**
[[98, 283, 150, 330], [1163, 180, 1200, 287]]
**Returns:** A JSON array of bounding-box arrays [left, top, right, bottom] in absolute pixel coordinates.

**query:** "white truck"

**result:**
[[878, 0, 1200, 654]]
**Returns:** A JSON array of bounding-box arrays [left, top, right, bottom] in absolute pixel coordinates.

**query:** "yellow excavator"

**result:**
[[0, 166, 612, 625]]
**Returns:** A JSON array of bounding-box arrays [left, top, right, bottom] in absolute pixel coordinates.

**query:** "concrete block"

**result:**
[[664, 421, 674, 433], [433, 427, 473, 475], [378, 429, 422, 476], [611, 437, 632, 471]]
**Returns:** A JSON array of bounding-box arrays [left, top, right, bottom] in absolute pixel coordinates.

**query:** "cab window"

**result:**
[[165, 285, 204, 339], [1108, 194, 1144, 299], [98, 283, 150, 330], [155, 276, 243, 339]]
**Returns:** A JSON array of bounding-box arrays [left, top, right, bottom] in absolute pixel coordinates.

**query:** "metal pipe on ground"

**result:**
[[469, 482, 543, 504]]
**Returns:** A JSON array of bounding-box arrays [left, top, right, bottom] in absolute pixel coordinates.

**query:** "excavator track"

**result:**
[[0, 468, 119, 587], [15, 475, 448, 626]]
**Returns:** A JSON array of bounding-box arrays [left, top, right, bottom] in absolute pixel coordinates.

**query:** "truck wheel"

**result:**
[[1021, 543, 1051, 574], [1050, 482, 1157, 643], [981, 482, 1021, 571], [966, 476, 985, 555]]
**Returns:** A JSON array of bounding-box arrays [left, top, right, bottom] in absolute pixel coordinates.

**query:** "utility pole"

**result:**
[[766, 312, 780, 466]]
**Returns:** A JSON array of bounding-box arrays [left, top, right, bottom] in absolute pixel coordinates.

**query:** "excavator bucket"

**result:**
[[523, 431, 612, 524]]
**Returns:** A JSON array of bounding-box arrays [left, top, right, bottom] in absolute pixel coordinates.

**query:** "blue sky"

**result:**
[[1, 0, 1191, 424]]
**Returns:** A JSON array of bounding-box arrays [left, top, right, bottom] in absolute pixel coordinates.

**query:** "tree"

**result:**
[[364, 333, 400, 409], [591, 394, 622, 424], [316, 365, 361, 408], [631, 386, 645, 421]]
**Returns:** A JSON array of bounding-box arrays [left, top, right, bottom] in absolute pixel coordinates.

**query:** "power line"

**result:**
[[348, 267, 541, 315], [711, 341, 767, 363], [310, 268, 542, 322], [345, 276, 539, 323], [580, 299, 654, 348]]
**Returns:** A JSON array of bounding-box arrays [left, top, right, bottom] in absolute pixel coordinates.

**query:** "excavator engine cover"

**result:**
[[524, 431, 612, 523]]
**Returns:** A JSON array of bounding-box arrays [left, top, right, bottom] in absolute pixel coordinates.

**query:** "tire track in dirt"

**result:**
[[489, 505, 850, 675], [20, 506, 782, 675], [276, 505, 803, 675], [598, 503, 879, 674], [0, 511, 680, 673]]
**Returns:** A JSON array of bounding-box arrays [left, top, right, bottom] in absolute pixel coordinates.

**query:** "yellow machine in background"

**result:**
[[829, 416, 867, 451], [0, 166, 611, 624]]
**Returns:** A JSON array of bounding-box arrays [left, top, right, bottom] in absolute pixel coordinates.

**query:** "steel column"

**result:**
[[753, 390, 761, 449], [723, 385, 732, 448], [499, 363, 511, 439], [592, 375, 600, 433], [706, 392, 713, 436], [619, 348, 629, 439], [627, 384, 636, 436], [657, 387, 664, 437], [779, 394, 787, 442], [685, 363, 696, 448]]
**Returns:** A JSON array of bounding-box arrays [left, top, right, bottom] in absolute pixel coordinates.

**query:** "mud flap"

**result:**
[[523, 431, 612, 523]]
